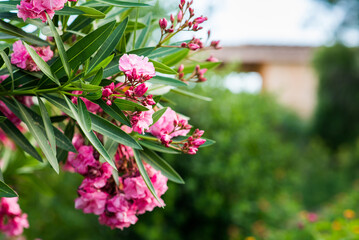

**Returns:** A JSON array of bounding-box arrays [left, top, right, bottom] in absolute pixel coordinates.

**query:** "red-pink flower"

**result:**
[[119, 54, 155, 81], [11, 40, 53, 72], [0, 197, 29, 237], [17, 0, 68, 22], [67, 146, 99, 175]]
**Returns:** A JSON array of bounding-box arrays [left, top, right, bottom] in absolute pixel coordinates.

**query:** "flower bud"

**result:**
[[159, 18, 168, 29], [194, 16, 208, 24], [178, 64, 184, 73], [188, 43, 200, 51], [134, 83, 148, 97], [170, 14, 175, 23], [193, 138, 206, 146], [181, 42, 187, 48], [102, 88, 113, 97], [177, 10, 183, 22]]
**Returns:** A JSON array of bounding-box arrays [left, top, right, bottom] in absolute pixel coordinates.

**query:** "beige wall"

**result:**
[[259, 63, 318, 119]]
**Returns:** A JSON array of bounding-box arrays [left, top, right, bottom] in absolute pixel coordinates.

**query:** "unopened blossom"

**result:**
[[134, 83, 148, 97], [17, 0, 68, 22], [11, 41, 53, 72], [159, 18, 168, 29], [119, 54, 155, 81], [206, 55, 219, 62], [0, 197, 29, 237], [131, 107, 155, 134]]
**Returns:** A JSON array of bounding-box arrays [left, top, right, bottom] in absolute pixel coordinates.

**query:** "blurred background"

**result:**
[[6, 0, 359, 239]]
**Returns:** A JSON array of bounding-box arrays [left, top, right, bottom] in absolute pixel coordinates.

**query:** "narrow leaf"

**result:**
[[170, 88, 212, 101], [38, 97, 56, 155], [162, 49, 189, 66], [78, 98, 92, 132], [46, 13, 71, 78], [151, 107, 167, 126], [139, 140, 180, 154], [114, 99, 149, 111], [14, 99, 59, 174], [73, 6, 106, 19], [23, 42, 60, 85], [95, 0, 151, 7], [149, 59, 177, 74], [133, 149, 162, 205], [90, 68, 103, 86], [0, 181, 18, 198], [95, 99, 131, 126], [149, 76, 187, 87], [0, 49, 13, 90], [141, 148, 184, 184]]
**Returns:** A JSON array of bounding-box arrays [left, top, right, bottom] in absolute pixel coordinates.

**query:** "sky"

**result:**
[[174, 0, 352, 46]]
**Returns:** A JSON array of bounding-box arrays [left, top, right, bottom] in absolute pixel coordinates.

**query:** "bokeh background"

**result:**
[[4, 0, 359, 239]]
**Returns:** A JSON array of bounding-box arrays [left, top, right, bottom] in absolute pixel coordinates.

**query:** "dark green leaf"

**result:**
[[0, 1, 19, 11], [73, 6, 106, 19], [139, 140, 180, 154], [199, 138, 216, 148], [0, 114, 42, 162], [133, 149, 162, 204], [114, 98, 149, 111], [0, 48, 13, 90], [151, 107, 167, 126], [78, 98, 92, 132], [89, 68, 103, 85], [0, 181, 18, 198], [0, 116, 6, 122], [88, 17, 128, 73], [95, 0, 151, 7], [141, 148, 184, 184], [95, 99, 131, 126], [38, 97, 56, 155], [14, 99, 59, 173], [128, 47, 154, 56], [55, 6, 85, 15], [162, 48, 189, 66], [135, 14, 152, 49], [71, 81, 102, 92]]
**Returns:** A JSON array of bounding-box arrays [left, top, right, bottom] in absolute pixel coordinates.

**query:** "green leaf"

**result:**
[[73, 6, 106, 19], [0, 1, 19, 11], [0, 181, 18, 198], [64, 96, 116, 169], [95, 0, 151, 7], [0, 97, 76, 153], [182, 62, 221, 74], [78, 98, 92, 132], [46, 13, 71, 78], [151, 107, 167, 126], [0, 47, 9, 68], [88, 18, 128, 74], [0, 20, 49, 46], [38, 97, 56, 155], [0, 48, 13, 90], [85, 55, 113, 78], [114, 98, 149, 111], [126, 21, 146, 32], [133, 149, 162, 205], [56, 6, 85, 15], [71, 81, 102, 92], [139, 140, 180, 154], [162, 48, 190, 66], [14, 99, 59, 174], [0, 115, 42, 162], [199, 138, 216, 148], [148, 76, 187, 87], [128, 47, 154, 56], [95, 99, 131, 126], [41, 21, 115, 85], [170, 88, 212, 101], [23, 42, 60, 86], [0, 116, 6, 123], [135, 14, 152, 49], [43, 94, 142, 149], [57, 121, 75, 163], [149, 59, 177, 74], [141, 148, 184, 184], [89, 68, 103, 86]]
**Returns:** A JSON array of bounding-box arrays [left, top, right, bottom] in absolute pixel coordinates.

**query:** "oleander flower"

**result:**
[[131, 107, 155, 134], [0, 197, 29, 237], [11, 40, 53, 72], [119, 54, 155, 81], [17, 0, 68, 22]]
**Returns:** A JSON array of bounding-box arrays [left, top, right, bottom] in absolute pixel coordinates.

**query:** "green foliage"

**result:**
[[312, 44, 359, 149]]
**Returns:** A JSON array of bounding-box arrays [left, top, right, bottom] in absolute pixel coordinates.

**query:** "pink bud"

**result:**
[[194, 16, 208, 24], [181, 0, 185, 5], [178, 64, 184, 73], [181, 42, 187, 48], [134, 83, 148, 97], [160, 134, 172, 147], [195, 65, 200, 73], [188, 147, 198, 155], [177, 10, 183, 22], [189, 8, 194, 17], [199, 68, 207, 75], [170, 14, 175, 23], [102, 88, 113, 97], [206, 56, 219, 62], [194, 129, 204, 137], [106, 100, 112, 106], [179, 3, 183, 9], [159, 18, 168, 29], [145, 95, 156, 105], [193, 138, 206, 146], [188, 43, 200, 51]]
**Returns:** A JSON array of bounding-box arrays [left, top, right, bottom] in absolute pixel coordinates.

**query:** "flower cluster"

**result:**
[[17, 0, 77, 22], [66, 135, 168, 229], [0, 197, 29, 237], [11, 40, 53, 72], [178, 64, 208, 83]]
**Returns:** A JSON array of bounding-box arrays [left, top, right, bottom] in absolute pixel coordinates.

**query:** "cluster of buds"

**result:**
[[159, 118, 192, 147], [158, 0, 208, 45], [178, 64, 207, 83], [210, 40, 222, 50], [124, 84, 156, 107], [181, 129, 206, 155], [181, 37, 204, 51]]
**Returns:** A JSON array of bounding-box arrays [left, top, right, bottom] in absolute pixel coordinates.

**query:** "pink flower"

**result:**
[[11, 40, 53, 72], [99, 194, 138, 229], [67, 146, 99, 175], [0, 75, 8, 83], [17, 0, 68, 22], [149, 107, 190, 139], [0, 197, 29, 237], [119, 54, 155, 81], [131, 107, 154, 134], [75, 178, 109, 215], [0, 101, 21, 126], [123, 176, 148, 199]]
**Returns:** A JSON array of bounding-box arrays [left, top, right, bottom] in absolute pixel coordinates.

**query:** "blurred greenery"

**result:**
[[3, 73, 359, 239]]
